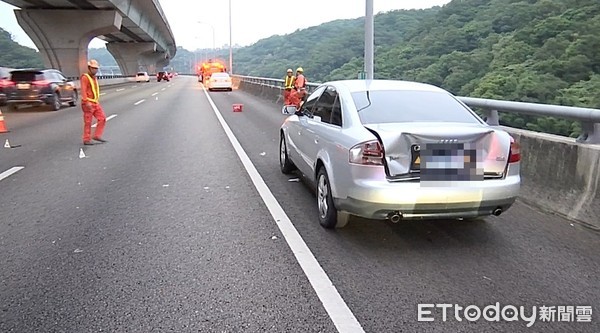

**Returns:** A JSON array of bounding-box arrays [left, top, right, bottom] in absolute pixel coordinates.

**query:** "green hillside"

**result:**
[[0, 28, 43, 68], [220, 0, 600, 138]]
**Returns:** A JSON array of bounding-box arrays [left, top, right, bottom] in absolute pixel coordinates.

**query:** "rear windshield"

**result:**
[[11, 71, 43, 82], [352, 90, 481, 124], [137, 72, 147, 76]]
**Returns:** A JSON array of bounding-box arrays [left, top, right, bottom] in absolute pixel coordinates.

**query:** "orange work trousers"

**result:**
[[82, 102, 106, 142], [288, 90, 303, 109], [283, 88, 294, 105]]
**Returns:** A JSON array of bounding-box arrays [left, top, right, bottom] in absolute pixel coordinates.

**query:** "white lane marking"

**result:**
[[100, 93, 107, 96], [92, 114, 117, 128], [161, 88, 166, 91], [151, 92, 159, 96], [134, 99, 145, 106], [0, 166, 24, 182], [116, 88, 125, 92], [203, 90, 365, 333]]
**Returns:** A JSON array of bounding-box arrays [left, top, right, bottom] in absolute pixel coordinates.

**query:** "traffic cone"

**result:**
[[0, 109, 8, 133]]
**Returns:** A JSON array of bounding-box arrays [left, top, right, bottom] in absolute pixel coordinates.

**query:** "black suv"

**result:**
[[0, 69, 78, 111], [157, 71, 170, 82]]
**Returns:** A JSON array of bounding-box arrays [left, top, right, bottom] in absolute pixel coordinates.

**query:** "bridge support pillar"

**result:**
[[14, 9, 122, 79], [139, 51, 168, 74], [106, 42, 158, 76]]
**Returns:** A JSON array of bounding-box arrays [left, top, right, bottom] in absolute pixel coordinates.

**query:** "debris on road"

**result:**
[[288, 178, 300, 182]]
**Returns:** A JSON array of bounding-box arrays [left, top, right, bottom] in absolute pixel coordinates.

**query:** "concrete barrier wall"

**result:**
[[504, 128, 599, 229], [235, 78, 600, 229]]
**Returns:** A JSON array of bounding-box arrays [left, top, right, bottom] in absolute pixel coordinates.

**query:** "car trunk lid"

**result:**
[[364, 122, 511, 180]]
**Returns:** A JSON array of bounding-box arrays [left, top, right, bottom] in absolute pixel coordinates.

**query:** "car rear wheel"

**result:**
[[69, 90, 78, 107], [50, 93, 61, 111], [316, 167, 349, 229], [279, 134, 295, 174]]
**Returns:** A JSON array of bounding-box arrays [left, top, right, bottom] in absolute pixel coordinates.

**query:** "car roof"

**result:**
[[10, 68, 47, 74], [323, 79, 447, 94]]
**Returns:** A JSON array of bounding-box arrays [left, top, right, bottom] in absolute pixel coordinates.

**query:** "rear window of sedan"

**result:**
[[10, 71, 43, 82], [352, 90, 482, 124]]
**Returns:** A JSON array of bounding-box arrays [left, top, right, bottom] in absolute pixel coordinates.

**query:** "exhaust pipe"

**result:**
[[492, 207, 503, 216], [388, 212, 403, 223]]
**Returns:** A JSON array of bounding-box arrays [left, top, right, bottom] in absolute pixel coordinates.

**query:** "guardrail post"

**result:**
[[576, 121, 600, 144], [484, 109, 500, 126]]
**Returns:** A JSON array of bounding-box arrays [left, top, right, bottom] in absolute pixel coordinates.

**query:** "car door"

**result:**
[[288, 86, 324, 177], [303, 86, 340, 175]]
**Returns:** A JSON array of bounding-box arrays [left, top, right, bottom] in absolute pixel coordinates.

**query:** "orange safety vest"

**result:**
[[81, 73, 100, 104], [284, 75, 295, 89], [295, 74, 306, 90]]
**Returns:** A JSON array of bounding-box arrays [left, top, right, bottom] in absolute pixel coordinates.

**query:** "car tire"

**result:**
[[279, 133, 295, 174], [316, 167, 349, 229], [50, 93, 61, 111], [69, 90, 78, 107]]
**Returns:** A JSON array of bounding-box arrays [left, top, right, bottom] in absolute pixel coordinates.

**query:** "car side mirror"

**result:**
[[282, 105, 297, 115]]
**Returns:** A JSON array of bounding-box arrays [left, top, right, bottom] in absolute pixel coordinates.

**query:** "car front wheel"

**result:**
[[69, 90, 78, 107], [316, 167, 349, 229]]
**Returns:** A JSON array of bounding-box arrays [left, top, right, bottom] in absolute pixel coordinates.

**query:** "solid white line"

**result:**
[[202, 90, 365, 333], [116, 88, 125, 92], [0, 166, 24, 182], [92, 114, 117, 128], [151, 92, 159, 96], [134, 99, 145, 106]]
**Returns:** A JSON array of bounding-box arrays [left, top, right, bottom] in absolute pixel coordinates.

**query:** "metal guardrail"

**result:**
[[66, 74, 132, 81], [234, 75, 600, 144]]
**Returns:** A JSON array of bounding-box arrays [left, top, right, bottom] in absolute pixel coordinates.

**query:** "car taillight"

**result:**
[[508, 136, 520, 163], [32, 80, 50, 86], [0, 79, 14, 88], [349, 140, 384, 165]]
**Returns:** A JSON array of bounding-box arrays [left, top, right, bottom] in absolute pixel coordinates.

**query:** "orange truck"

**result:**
[[197, 60, 226, 82]]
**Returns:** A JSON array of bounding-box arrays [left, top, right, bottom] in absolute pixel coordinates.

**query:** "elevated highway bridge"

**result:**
[[1, 0, 176, 78]]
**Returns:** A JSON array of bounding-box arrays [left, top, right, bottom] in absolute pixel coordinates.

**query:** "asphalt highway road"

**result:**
[[0, 76, 598, 333]]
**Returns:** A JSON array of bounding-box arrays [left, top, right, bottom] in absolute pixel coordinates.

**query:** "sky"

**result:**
[[0, 0, 451, 51]]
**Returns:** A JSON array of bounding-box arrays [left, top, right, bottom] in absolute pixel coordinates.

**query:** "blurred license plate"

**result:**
[[17, 83, 30, 89], [420, 143, 480, 181]]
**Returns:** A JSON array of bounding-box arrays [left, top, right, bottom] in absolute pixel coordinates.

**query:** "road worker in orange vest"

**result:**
[[80, 59, 107, 145], [288, 67, 308, 109], [283, 68, 296, 105], [294, 67, 307, 105]]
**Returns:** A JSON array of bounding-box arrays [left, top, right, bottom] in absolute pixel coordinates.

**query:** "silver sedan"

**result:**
[[279, 80, 521, 228]]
